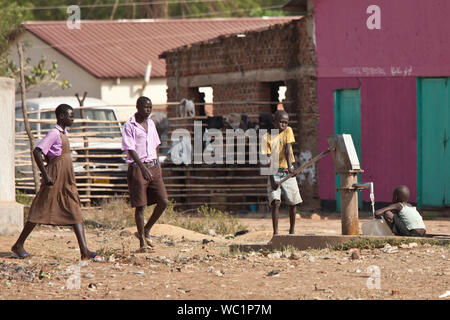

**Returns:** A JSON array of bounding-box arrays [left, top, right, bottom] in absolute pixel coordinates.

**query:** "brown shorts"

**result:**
[[127, 161, 168, 208]]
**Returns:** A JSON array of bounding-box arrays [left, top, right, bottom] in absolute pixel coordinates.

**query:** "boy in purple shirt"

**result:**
[[122, 96, 168, 252]]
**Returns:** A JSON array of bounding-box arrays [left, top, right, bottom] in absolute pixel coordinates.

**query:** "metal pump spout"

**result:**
[[352, 182, 375, 216], [352, 182, 373, 192]]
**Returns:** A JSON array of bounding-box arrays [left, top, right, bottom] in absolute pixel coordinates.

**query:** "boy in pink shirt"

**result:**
[[122, 96, 168, 251]]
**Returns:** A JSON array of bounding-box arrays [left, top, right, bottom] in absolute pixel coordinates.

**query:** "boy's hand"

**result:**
[[288, 165, 295, 174], [140, 165, 153, 181], [271, 180, 280, 191]]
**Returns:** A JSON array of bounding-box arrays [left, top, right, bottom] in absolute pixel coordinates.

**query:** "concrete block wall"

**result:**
[[0, 77, 24, 235]]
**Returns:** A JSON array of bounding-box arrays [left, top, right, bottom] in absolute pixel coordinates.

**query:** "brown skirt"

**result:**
[[27, 153, 83, 225]]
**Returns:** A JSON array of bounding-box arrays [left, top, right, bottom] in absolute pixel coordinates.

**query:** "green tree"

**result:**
[[1, 53, 71, 92], [0, 1, 32, 55], [11, 0, 288, 21]]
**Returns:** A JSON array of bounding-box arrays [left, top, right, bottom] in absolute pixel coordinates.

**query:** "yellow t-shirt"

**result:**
[[264, 126, 295, 169]]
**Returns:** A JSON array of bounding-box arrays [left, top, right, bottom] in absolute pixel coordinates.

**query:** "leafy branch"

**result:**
[[1, 54, 71, 93]]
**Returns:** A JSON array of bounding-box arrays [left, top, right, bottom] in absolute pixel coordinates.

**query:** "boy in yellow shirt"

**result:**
[[265, 110, 303, 235]]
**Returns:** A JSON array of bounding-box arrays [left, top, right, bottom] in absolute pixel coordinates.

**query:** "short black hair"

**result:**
[[274, 109, 288, 121], [393, 185, 410, 202], [136, 96, 152, 108], [55, 104, 73, 118]]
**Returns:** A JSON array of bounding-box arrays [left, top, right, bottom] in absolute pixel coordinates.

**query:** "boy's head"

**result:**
[[136, 96, 152, 118], [55, 104, 74, 127], [392, 185, 410, 203], [273, 110, 289, 132]]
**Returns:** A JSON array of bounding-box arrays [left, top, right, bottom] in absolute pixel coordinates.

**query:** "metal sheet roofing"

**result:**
[[23, 18, 298, 79]]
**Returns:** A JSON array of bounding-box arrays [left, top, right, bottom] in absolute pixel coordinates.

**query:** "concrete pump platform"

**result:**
[[231, 234, 450, 252]]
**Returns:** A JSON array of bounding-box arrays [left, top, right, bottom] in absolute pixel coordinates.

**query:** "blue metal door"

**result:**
[[418, 78, 450, 207], [334, 89, 363, 211]]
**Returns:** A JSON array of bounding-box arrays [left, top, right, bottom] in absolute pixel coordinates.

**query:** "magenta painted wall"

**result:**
[[318, 77, 418, 203], [314, 0, 450, 78]]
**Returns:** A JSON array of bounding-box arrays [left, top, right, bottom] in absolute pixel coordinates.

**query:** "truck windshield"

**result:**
[[41, 108, 121, 138]]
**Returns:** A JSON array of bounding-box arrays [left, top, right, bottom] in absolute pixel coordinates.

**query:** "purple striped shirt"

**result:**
[[36, 125, 68, 160], [121, 115, 160, 164]]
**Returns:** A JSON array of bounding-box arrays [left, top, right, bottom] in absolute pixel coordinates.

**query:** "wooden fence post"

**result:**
[[76, 92, 91, 205]]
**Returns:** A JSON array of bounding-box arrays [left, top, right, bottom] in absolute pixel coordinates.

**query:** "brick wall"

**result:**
[[211, 82, 272, 115], [164, 20, 302, 79]]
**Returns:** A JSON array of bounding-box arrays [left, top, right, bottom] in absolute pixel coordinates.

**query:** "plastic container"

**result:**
[[362, 217, 394, 236]]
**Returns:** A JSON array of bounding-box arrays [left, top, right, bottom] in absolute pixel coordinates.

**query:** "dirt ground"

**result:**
[[0, 214, 449, 301]]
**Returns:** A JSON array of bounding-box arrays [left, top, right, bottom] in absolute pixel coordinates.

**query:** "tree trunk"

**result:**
[[76, 92, 91, 205], [110, 0, 120, 19], [18, 41, 41, 193]]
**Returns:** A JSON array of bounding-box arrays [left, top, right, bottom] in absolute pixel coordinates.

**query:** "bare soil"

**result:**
[[0, 214, 449, 300]]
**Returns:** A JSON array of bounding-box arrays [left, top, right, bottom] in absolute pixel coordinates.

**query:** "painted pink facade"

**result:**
[[314, 0, 450, 78], [318, 78, 417, 203], [313, 0, 450, 204]]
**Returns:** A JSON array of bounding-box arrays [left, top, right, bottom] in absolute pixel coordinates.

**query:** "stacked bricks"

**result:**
[[164, 20, 302, 79]]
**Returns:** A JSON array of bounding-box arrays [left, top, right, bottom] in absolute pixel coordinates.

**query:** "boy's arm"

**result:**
[[122, 122, 152, 180], [260, 132, 279, 189], [285, 127, 295, 173], [374, 203, 402, 218], [128, 150, 152, 181], [285, 143, 293, 173], [33, 147, 53, 186], [270, 173, 279, 190]]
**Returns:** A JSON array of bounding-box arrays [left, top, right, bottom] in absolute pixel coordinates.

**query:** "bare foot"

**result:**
[[80, 250, 98, 261], [134, 232, 154, 247], [11, 244, 29, 256], [137, 246, 154, 253]]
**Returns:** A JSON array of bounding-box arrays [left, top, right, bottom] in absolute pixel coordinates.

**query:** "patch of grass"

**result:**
[[83, 199, 247, 236], [83, 198, 135, 229], [159, 203, 248, 236], [280, 245, 298, 256], [332, 237, 450, 251], [228, 246, 246, 256], [421, 211, 439, 220], [16, 190, 33, 220], [299, 211, 312, 218], [16, 190, 34, 206], [97, 245, 121, 261]]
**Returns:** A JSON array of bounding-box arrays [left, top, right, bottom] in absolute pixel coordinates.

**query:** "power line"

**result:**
[[23, 12, 291, 52], [14, 0, 241, 11]]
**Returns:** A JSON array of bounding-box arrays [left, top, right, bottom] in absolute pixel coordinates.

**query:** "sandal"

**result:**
[[11, 252, 31, 259], [81, 252, 103, 261]]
